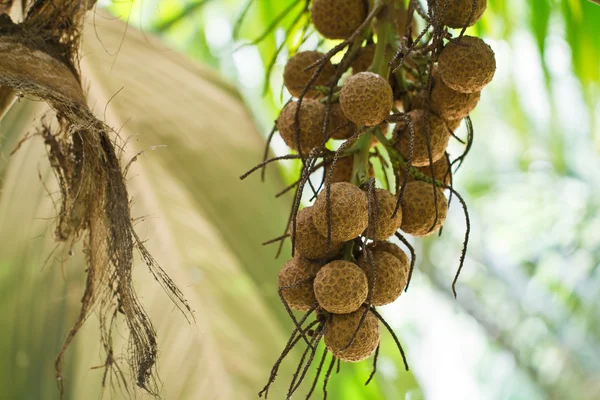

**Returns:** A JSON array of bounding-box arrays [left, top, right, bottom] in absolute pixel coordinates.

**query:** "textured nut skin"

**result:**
[[438, 36, 496, 94], [314, 260, 368, 314], [293, 207, 343, 260], [368, 241, 409, 266], [410, 91, 425, 111], [446, 118, 462, 132], [311, 0, 367, 39], [398, 156, 452, 186], [327, 156, 374, 183], [278, 100, 326, 153], [364, 189, 403, 240], [324, 307, 380, 362], [278, 257, 322, 311], [358, 249, 409, 306], [440, 0, 487, 28], [329, 155, 354, 183], [340, 72, 394, 127], [394, 110, 450, 167], [284, 51, 336, 98], [430, 72, 481, 120], [329, 103, 357, 140], [312, 182, 369, 242], [419, 156, 452, 185], [400, 181, 448, 237], [351, 44, 375, 74]]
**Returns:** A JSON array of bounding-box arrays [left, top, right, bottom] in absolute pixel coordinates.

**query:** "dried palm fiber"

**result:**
[[0, 3, 191, 396]]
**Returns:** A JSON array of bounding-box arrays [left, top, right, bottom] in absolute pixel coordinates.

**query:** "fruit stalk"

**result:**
[[351, 130, 374, 185], [369, 0, 396, 78], [375, 128, 446, 188], [351, 0, 396, 185], [343, 241, 355, 261]]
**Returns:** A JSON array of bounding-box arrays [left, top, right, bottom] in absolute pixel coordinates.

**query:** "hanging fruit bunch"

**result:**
[[240, 0, 495, 397]]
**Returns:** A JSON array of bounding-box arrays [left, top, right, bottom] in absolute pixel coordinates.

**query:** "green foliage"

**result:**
[[560, 0, 600, 85], [3, 0, 600, 399]]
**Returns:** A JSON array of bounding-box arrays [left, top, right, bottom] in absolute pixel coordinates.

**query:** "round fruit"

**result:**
[[278, 257, 322, 311], [446, 118, 462, 132], [400, 181, 448, 237], [277, 99, 326, 153], [397, 155, 452, 186], [438, 36, 496, 94], [314, 260, 368, 314], [312, 182, 369, 242], [409, 91, 425, 111], [440, 0, 487, 29], [283, 51, 336, 98], [327, 156, 374, 184], [328, 102, 357, 140], [324, 307, 380, 362], [340, 72, 394, 127], [367, 241, 409, 266], [430, 71, 480, 120], [357, 248, 409, 306], [328, 155, 354, 183], [394, 110, 450, 167], [293, 207, 344, 260], [311, 0, 367, 40], [351, 44, 375, 74], [364, 189, 402, 240], [418, 156, 452, 185]]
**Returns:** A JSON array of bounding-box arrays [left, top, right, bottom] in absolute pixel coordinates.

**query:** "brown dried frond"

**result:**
[[0, 6, 191, 397]]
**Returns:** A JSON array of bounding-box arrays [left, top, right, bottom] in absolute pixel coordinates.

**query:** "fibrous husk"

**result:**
[[283, 51, 335, 98], [278, 256, 322, 311], [324, 307, 380, 362], [313, 260, 368, 314], [0, 7, 191, 396], [394, 110, 450, 167], [400, 181, 448, 236], [293, 207, 344, 260], [312, 182, 369, 242]]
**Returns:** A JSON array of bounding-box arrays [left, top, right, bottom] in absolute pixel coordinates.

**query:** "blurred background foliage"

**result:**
[[2, 0, 600, 399]]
